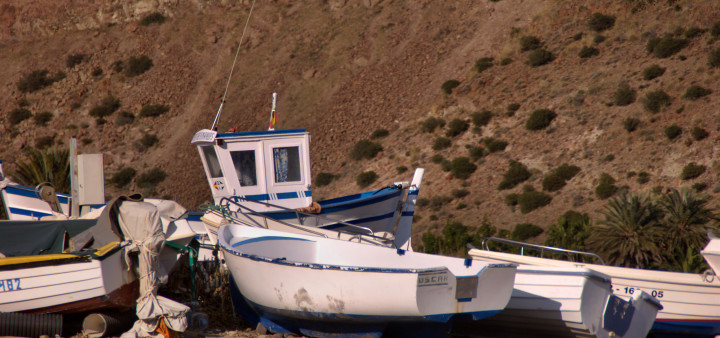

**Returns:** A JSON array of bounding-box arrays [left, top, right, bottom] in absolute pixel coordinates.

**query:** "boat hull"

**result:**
[[220, 225, 516, 336], [469, 249, 720, 337], [0, 248, 137, 313]]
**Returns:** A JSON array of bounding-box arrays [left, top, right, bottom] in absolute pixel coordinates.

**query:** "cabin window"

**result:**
[[273, 147, 301, 183], [201, 146, 223, 178], [231, 150, 257, 186]]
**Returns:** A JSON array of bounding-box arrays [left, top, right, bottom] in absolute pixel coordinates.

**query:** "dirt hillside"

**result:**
[[2, 0, 720, 246]]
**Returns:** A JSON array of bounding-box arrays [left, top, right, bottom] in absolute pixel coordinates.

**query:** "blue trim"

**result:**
[[4, 185, 71, 204], [222, 241, 462, 275], [217, 129, 307, 138], [232, 236, 311, 247], [408, 190, 419, 196], [318, 212, 396, 230], [318, 188, 401, 209], [8, 207, 51, 218], [276, 192, 298, 199], [651, 319, 720, 337], [457, 298, 472, 303], [401, 211, 414, 217]]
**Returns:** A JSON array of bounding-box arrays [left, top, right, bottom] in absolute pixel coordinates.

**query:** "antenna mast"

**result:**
[[211, 0, 257, 131]]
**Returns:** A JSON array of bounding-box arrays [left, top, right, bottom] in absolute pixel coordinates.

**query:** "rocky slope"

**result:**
[[1, 0, 719, 246]]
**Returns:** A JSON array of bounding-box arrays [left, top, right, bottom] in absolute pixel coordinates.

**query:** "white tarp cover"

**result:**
[[116, 200, 189, 337]]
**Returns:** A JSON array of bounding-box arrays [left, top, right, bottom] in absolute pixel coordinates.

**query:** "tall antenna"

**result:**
[[268, 92, 278, 131], [211, 0, 257, 131]]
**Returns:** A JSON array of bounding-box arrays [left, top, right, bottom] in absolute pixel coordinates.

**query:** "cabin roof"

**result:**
[[216, 129, 307, 139]]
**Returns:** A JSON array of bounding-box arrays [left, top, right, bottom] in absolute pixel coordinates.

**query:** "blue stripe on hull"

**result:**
[[5, 185, 71, 204], [651, 320, 720, 337], [265, 190, 401, 221]]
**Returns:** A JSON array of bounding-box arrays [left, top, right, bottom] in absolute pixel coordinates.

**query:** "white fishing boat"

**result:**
[[468, 238, 720, 337], [453, 262, 661, 337], [191, 94, 422, 237], [218, 224, 517, 337]]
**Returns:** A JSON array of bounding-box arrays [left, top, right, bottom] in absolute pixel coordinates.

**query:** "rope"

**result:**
[[212, 0, 257, 131]]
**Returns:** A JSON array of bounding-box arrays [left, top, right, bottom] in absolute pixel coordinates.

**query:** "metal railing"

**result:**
[[209, 197, 396, 247], [477, 237, 606, 265]]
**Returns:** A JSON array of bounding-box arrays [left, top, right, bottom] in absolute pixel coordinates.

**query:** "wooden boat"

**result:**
[[191, 128, 422, 236], [453, 262, 661, 337], [218, 224, 517, 337], [469, 237, 720, 337], [0, 219, 136, 314]]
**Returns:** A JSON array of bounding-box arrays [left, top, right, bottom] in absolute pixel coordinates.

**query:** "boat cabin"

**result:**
[[191, 129, 312, 212]]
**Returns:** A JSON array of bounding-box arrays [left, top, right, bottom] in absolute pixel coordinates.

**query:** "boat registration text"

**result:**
[[0, 278, 21, 292]]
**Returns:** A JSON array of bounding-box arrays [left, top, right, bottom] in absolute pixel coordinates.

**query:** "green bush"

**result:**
[[518, 190, 552, 214], [396, 166, 408, 174], [482, 138, 508, 153], [684, 27, 706, 39], [709, 48, 720, 68], [446, 118, 469, 137], [691, 126, 709, 141], [441, 80, 460, 94], [35, 136, 54, 149], [542, 163, 581, 192], [646, 35, 688, 58], [507, 103, 521, 115], [110, 167, 136, 188], [356, 171, 378, 187], [140, 133, 159, 148], [9, 108, 32, 125], [613, 83, 636, 106], [428, 195, 453, 211], [125, 55, 153, 77], [637, 171, 650, 184], [683, 85, 712, 100], [512, 223, 544, 240], [92, 68, 103, 77], [499, 160, 531, 190], [137, 167, 167, 189], [595, 173, 618, 199], [642, 90, 672, 113], [505, 193, 519, 207], [594, 34, 606, 43], [692, 182, 707, 192], [525, 109, 557, 130], [17, 70, 56, 93], [432, 137, 452, 151], [115, 111, 135, 126], [712, 21, 720, 37], [34, 111, 53, 126], [66, 53, 86, 68], [350, 139, 383, 160], [623, 117, 640, 132], [89, 96, 121, 117], [451, 189, 470, 199], [527, 49, 555, 67], [680, 163, 706, 180], [642, 65, 666, 80], [471, 110, 492, 127], [139, 12, 166, 26], [664, 124, 682, 140], [315, 172, 335, 187], [588, 13, 615, 32], [475, 57, 494, 73], [431, 154, 445, 164], [519, 36, 542, 51], [449, 157, 477, 179], [421, 117, 445, 133], [370, 128, 389, 139], [139, 104, 169, 117], [467, 146, 487, 160], [578, 46, 599, 58]]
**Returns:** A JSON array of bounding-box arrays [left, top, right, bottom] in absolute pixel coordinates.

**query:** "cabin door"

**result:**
[[223, 142, 268, 205]]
